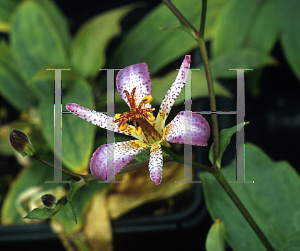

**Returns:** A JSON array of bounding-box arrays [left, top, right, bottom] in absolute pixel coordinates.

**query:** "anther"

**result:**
[[142, 95, 153, 104], [115, 113, 123, 119], [119, 123, 128, 131], [135, 126, 142, 135], [148, 114, 155, 122]]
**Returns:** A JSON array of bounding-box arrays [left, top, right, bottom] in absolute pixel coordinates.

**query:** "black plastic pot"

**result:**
[[0, 174, 210, 251]]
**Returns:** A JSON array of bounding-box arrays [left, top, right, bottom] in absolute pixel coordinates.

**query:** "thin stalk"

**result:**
[[162, 1, 274, 249], [198, 0, 219, 169], [32, 154, 83, 180], [162, 0, 198, 36], [199, 0, 207, 38], [213, 170, 275, 251], [162, 0, 219, 169], [197, 38, 219, 170], [33, 154, 173, 183]]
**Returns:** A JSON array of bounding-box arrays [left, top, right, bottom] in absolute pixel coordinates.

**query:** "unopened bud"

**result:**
[[41, 194, 58, 209], [9, 129, 35, 156]]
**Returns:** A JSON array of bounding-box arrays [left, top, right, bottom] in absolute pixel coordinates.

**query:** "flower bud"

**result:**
[[9, 129, 35, 156], [41, 194, 58, 209]]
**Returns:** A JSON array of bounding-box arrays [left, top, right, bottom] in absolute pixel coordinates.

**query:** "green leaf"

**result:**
[[247, 0, 279, 53], [209, 122, 249, 167], [33, 0, 71, 49], [0, 40, 38, 110], [200, 143, 300, 250], [280, 0, 300, 81], [109, 0, 230, 74], [210, 49, 277, 78], [205, 220, 226, 251], [27, 68, 74, 101], [52, 180, 109, 234], [214, 0, 258, 56], [281, 231, 300, 251], [25, 196, 63, 221], [133, 149, 150, 162], [63, 201, 77, 224], [24, 207, 51, 220], [0, 0, 21, 32], [71, 4, 135, 78], [39, 78, 95, 173], [11, 1, 69, 80], [159, 21, 196, 40], [1, 152, 69, 225]]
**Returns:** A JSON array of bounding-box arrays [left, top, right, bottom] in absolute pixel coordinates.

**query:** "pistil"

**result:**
[[114, 87, 161, 143]]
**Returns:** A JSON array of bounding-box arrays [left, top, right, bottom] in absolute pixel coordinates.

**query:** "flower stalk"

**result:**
[[161, 1, 275, 250], [162, 0, 219, 170], [213, 170, 275, 251]]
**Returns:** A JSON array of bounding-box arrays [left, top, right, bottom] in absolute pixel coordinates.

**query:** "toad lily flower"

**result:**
[[66, 55, 210, 185]]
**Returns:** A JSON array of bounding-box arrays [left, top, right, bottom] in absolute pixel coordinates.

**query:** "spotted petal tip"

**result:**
[[116, 62, 151, 108], [183, 55, 191, 67], [150, 173, 162, 185], [66, 103, 77, 112], [155, 55, 191, 132], [149, 145, 163, 185]]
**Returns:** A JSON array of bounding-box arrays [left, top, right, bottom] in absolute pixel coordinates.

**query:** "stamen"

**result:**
[[124, 87, 137, 111], [115, 113, 123, 119], [142, 95, 153, 104], [147, 114, 155, 122], [119, 123, 128, 131], [135, 126, 142, 135], [114, 87, 161, 143]]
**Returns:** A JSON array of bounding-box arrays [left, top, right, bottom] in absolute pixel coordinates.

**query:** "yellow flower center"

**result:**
[[114, 87, 161, 143]]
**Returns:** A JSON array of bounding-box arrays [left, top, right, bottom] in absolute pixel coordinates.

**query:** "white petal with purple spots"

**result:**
[[116, 63, 152, 109], [155, 55, 191, 132], [148, 145, 163, 185], [90, 140, 150, 181], [66, 103, 145, 139], [163, 111, 210, 146]]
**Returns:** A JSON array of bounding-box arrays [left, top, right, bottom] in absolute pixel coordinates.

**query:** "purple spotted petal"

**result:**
[[90, 140, 149, 181], [149, 145, 163, 185], [116, 63, 152, 109], [163, 111, 210, 146], [66, 103, 143, 139], [155, 55, 191, 131]]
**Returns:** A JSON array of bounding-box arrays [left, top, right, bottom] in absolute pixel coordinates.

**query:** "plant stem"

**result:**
[[197, 37, 219, 170], [199, 0, 207, 39], [32, 154, 83, 180], [162, 0, 219, 169], [198, 0, 219, 169], [162, 2, 274, 249], [162, 0, 198, 36], [213, 170, 275, 251], [162, 146, 274, 250]]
